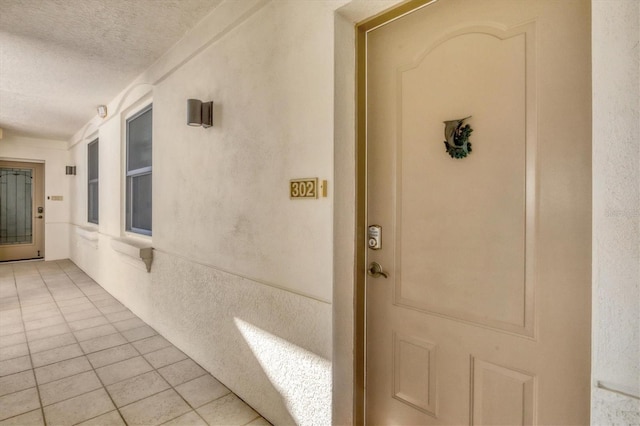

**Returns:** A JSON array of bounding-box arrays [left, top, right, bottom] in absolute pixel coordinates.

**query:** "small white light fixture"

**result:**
[[97, 105, 108, 118], [187, 99, 213, 128]]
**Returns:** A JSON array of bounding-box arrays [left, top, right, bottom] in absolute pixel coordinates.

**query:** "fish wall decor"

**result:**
[[443, 116, 473, 159]]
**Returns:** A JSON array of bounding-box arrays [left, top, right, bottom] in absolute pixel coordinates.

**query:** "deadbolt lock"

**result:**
[[368, 225, 382, 250]]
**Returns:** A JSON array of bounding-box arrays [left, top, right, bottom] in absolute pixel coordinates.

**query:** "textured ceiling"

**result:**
[[0, 0, 221, 141]]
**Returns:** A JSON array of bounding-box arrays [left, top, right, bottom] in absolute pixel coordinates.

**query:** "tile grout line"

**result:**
[[6, 260, 269, 426], [51, 260, 131, 426], [33, 336, 189, 374], [103, 333, 213, 425], [83, 323, 203, 425], [9, 263, 48, 426], [150, 369, 211, 426], [124, 329, 259, 425], [80, 306, 214, 424], [0, 342, 28, 363], [0, 264, 121, 424], [17, 261, 125, 425], [49, 264, 214, 425], [53, 263, 210, 425], [30, 342, 211, 399], [17, 306, 61, 324], [14, 312, 202, 388]]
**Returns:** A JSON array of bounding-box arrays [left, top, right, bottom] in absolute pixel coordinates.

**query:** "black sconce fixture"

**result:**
[[187, 99, 213, 128], [65, 166, 76, 175]]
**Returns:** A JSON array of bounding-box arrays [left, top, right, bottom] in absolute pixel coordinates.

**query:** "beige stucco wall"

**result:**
[[65, 1, 414, 423], [66, 1, 349, 424], [152, 0, 335, 303], [591, 0, 640, 423], [42, 0, 640, 424], [0, 133, 71, 260]]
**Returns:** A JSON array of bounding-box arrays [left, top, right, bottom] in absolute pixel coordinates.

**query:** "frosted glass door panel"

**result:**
[[0, 168, 33, 245]]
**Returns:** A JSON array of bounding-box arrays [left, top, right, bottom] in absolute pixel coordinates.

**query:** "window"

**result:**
[[126, 105, 152, 235], [87, 139, 99, 224]]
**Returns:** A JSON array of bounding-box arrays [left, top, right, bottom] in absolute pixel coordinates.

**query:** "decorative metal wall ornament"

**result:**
[[443, 116, 473, 159]]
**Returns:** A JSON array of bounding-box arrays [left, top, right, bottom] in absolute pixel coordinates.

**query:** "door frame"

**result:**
[[0, 158, 46, 261], [354, 1, 439, 422]]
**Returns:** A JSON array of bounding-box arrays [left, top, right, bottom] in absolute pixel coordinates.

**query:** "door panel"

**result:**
[[392, 332, 437, 416], [471, 357, 535, 425], [395, 23, 534, 335], [0, 161, 45, 261], [365, 1, 591, 424]]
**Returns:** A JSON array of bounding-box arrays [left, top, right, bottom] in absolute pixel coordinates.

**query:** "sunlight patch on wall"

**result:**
[[234, 317, 331, 426]]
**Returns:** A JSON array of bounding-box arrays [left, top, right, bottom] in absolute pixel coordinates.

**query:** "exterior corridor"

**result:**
[[0, 260, 270, 426]]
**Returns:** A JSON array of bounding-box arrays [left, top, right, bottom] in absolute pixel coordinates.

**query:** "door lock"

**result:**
[[367, 262, 388, 279], [368, 225, 382, 250]]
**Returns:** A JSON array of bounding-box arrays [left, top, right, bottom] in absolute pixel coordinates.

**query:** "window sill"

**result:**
[[110, 237, 153, 272], [76, 226, 99, 242]]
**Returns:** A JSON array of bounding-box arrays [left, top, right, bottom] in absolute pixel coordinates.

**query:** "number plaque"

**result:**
[[290, 178, 318, 199]]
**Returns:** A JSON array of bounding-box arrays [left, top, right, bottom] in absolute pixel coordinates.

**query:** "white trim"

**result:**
[[110, 237, 153, 272]]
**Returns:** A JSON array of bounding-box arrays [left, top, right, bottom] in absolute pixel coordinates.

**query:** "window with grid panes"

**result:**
[[87, 139, 99, 224], [126, 105, 152, 235]]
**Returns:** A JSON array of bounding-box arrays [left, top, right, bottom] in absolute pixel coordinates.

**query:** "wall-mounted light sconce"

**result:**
[[97, 105, 108, 118], [65, 166, 76, 175], [187, 99, 213, 128]]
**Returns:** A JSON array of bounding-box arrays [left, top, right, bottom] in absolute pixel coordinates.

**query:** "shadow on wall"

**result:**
[[234, 318, 332, 426]]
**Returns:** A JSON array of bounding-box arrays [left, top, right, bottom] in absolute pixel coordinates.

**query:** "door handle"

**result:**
[[367, 262, 388, 279], [35, 215, 43, 219]]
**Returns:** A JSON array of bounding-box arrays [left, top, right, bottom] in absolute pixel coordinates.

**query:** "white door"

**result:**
[[0, 160, 45, 261], [365, 0, 591, 424]]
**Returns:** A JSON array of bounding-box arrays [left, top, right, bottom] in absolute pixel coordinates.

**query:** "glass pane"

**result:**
[[127, 107, 152, 172], [0, 168, 33, 245], [88, 139, 99, 224], [88, 182, 99, 224], [127, 173, 152, 234], [88, 140, 99, 180]]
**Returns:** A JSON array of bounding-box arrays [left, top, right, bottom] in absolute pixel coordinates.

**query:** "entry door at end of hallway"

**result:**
[[0, 161, 45, 261], [364, 0, 591, 424]]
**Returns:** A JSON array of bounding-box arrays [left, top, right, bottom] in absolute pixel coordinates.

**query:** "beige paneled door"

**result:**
[[0, 160, 45, 261], [364, 0, 591, 424]]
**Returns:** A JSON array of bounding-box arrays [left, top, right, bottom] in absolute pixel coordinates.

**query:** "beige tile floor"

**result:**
[[0, 260, 270, 426]]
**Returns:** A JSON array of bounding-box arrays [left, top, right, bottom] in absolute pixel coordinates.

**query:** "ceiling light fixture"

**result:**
[[97, 105, 108, 119], [187, 99, 213, 128]]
